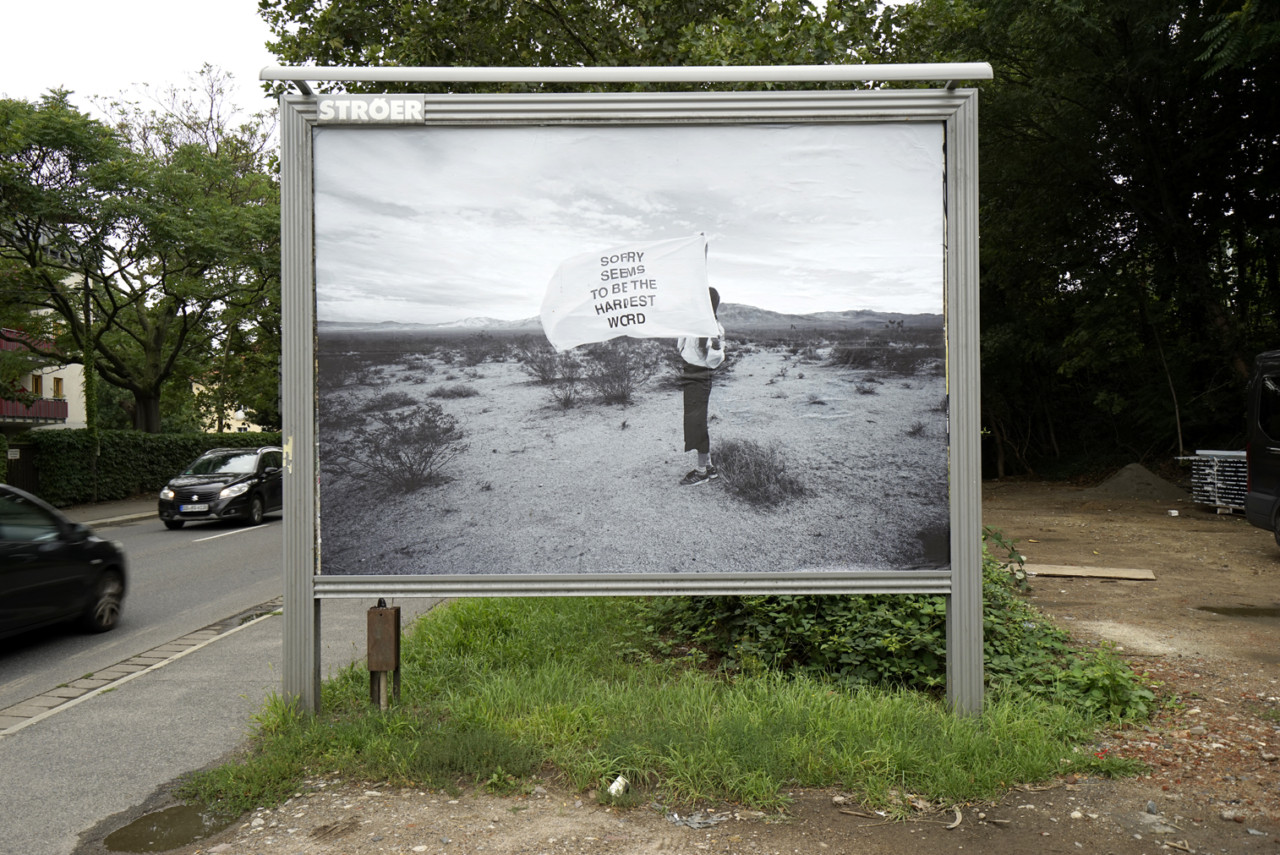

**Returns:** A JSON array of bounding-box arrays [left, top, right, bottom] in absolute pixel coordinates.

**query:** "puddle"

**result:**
[[1196, 606, 1280, 618], [103, 803, 238, 853]]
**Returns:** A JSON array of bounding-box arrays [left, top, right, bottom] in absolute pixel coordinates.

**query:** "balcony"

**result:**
[[0, 397, 69, 425]]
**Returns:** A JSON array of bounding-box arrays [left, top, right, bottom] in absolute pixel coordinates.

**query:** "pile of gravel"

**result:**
[[1077, 463, 1189, 502]]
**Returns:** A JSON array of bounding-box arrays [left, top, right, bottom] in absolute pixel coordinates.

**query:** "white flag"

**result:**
[[540, 234, 720, 351]]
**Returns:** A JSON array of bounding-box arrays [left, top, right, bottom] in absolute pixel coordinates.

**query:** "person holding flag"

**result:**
[[677, 286, 726, 486], [540, 233, 726, 485]]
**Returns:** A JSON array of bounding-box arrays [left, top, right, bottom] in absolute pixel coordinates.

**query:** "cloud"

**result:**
[[314, 122, 943, 323]]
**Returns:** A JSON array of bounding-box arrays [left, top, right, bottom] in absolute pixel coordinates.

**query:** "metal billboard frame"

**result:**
[[273, 65, 986, 714]]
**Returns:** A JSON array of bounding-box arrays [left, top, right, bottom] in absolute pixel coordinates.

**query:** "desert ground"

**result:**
[[317, 337, 949, 577]]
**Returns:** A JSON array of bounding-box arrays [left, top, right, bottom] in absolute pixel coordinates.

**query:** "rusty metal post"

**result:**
[[367, 598, 401, 709]]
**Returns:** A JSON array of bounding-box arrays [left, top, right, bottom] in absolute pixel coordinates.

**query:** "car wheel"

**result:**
[[82, 571, 124, 633], [247, 494, 265, 526], [163, 519, 185, 530], [1274, 513, 1280, 549]]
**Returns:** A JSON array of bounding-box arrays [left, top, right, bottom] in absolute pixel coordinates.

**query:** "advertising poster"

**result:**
[[313, 121, 948, 577]]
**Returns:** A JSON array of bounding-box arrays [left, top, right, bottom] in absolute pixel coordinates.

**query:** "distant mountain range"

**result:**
[[319, 304, 941, 335]]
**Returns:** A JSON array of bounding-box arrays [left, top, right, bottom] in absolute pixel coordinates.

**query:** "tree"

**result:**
[[900, 0, 1280, 470], [0, 71, 280, 433], [259, 0, 899, 92]]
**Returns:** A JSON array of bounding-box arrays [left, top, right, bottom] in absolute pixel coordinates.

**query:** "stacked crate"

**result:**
[[1186, 450, 1247, 513]]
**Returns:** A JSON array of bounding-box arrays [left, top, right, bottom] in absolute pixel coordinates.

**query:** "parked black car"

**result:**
[[0, 484, 128, 640], [1245, 350, 1280, 548], [158, 446, 284, 530]]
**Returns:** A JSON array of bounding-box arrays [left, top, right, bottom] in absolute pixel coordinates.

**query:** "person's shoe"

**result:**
[[679, 469, 711, 486], [705, 464, 719, 480]]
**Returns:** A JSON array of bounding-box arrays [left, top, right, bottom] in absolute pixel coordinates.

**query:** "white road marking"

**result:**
[[192, 525, 268, 543]]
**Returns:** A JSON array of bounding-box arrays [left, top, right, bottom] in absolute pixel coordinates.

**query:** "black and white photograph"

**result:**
[[314, 120, 949, 576]]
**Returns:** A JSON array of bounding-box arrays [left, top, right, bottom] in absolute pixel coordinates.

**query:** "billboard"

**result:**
[[277, 81, 983, 710], [311, 115, 950, 580]]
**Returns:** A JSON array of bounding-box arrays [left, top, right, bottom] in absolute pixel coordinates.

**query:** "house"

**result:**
[[0, 329, 86, 439]]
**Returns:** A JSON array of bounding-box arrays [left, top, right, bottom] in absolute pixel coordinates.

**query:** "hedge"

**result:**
[[13, 429, 283, 507], [0, 433, 7, 484]]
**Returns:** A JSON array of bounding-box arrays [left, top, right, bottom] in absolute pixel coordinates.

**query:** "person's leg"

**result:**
[[683, 370, 711, 454], [681, 369, 715, 485]]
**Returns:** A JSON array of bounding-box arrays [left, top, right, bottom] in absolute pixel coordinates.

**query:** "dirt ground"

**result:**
[[133, 474, 1280, 855]]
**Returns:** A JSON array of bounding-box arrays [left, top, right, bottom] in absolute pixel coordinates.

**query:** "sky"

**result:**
[[314, 121, 946, 325], [0, 0, 278, 117], [0, 4, 947, 325]]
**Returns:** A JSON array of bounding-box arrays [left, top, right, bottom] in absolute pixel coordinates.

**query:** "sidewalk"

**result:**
[[2, 497, 442, 853], [61, 495, 160, 528]]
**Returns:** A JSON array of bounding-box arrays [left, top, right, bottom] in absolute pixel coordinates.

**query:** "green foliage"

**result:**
[[1197, 0, 1280, 76], [631, 534, 1154, 722], [15, 427, 281, 506], [899, 0, 1280, 472], [184, 594, 1143, 818], [259, 1, 897, 95], [0, 73, 279, 434]]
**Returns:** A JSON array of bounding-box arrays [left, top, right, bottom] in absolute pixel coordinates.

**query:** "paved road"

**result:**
[[0, 510, 439, 855], [0, 515, 282, 711]]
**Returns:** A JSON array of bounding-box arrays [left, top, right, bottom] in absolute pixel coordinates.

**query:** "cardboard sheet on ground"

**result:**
[[1027, 564, 1156, 580]]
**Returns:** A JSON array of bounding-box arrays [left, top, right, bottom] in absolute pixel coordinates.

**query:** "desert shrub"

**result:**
[[327, 403, 467, 492], [515, 337, 563, 384], [317, 353, 380, 389], [829, 331, 944, 377], [459, 332, 501, 367], [367, 390, 416, 411], [429, 383, 480, 399], [632, 534, 1155, 720], [319, 393, 368, 438], [548, 379, 581, 409], [402, 355, 434, 372], [829, 343, 883, 371], [796, 344, 823, 363], [583, 340, 663, 405], [715, 438, 806, 508]]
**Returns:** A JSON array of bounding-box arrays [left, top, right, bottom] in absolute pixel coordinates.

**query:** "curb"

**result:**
[[85, 512, 158, 528]]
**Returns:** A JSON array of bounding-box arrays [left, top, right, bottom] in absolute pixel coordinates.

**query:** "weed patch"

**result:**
[[184, 561, 1151, 817]]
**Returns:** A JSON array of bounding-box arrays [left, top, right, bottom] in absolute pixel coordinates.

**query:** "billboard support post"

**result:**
[[280, 94, 321, 713], [945, 91, 984, 714], [271, 64, 990, 716]]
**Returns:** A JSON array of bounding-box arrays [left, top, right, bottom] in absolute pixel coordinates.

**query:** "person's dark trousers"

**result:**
[[681, 363, 713, 454]]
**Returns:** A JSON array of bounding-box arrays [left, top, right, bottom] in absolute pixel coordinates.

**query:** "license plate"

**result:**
[[180, 503, 209, 512]]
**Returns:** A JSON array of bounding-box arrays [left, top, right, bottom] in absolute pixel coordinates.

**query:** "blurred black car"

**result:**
[[0, 484, 127, 640], [1246, 350, 1280, 548], [158, 446, 283, 530]]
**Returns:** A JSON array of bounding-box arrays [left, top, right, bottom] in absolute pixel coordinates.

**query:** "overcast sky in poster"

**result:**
[[314, 121, 943, 324]]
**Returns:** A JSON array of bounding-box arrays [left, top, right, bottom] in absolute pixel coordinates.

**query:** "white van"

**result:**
[[1245, 350, 1280, 548]]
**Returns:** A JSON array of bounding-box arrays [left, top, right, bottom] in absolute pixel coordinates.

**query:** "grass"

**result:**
[[179, 596, 1144, 817]]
